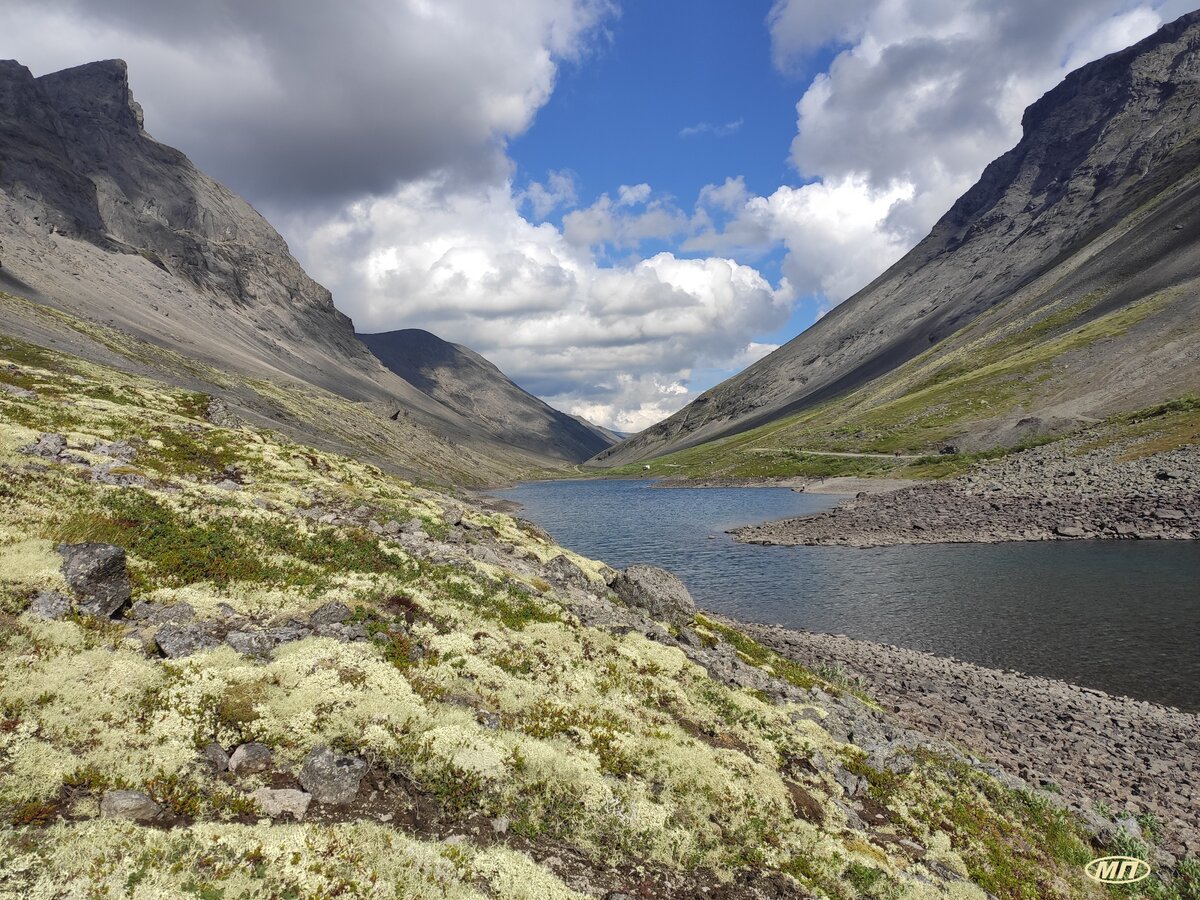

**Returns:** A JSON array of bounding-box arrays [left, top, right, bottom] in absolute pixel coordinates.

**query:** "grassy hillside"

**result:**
[[599, 282, 1200, 483], [1, 333, 1182, 897]]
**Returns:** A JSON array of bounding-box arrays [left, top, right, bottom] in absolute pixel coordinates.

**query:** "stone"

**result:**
[[27, 589, 70, 619], [252, 787, 311, 820], [93, 439, 137, 460], [99, 790, 161, 823], [490, 816, 510, 835], [57, 542, 132, 617], [544, 554, 590, 588], [225, 630, 275, 658], [25, 432, 65, 457], [155, 622, 220, 658], [309, 601, 352, 626], [214, 478, 241, 491], [229, 742, 273, 775], [299, 746, 366, 805], [152, 602, 196, 624], [608, 564, 696, 627], [1054, 525, 1087, 537], [201, 742, 230, 773], [0, 382, 36, 399]]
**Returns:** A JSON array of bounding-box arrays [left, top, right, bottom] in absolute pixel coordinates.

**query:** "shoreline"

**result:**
[[721, 615, 1200, 857], [733, 441, 1199, 547]]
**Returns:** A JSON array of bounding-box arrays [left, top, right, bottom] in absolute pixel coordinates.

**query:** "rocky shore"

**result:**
[[728, 618, 1200, 860], [733, 440, 1200, 546]]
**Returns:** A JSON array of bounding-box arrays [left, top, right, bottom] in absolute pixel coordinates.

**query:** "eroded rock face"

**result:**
[[608, 564, 696, 627], [299, 746, 366, 805], [57, 542, 131, 617], [99, 790, 161, 823]]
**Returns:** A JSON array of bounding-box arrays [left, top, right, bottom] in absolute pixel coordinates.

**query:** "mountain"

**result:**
[[594, 11, 1200, 469], [359, 328, 613, 463], [0, 59, 573, 483]]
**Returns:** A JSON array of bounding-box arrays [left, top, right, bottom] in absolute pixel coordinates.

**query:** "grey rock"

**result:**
[[57, 542, 131, 617], [309, 601, 352, 626], [152, 602, 196, 624], [298, 746, 366, 805], [99, 790, 161, 823], [225, 630, 275, 658], [25, 432, 65, 457], [608, 564, 696, 627], [544, 554, 590, 588], [214, 478, 241, 491], [200, 742, 230, 773], [93, 439, 137, 460], [155, 622, 220, 658], [27, 589, 70, 619], [251, 787, 311, 820], [228, 742, 273, 775], [0, 382, 36, 399]]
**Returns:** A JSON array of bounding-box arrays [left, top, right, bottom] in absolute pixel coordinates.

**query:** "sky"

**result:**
[[2, 0, 1197, 431]]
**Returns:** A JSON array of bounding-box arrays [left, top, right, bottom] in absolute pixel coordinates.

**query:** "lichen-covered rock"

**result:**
[[252, 787, 311, 820], [27, 589, 70, 619], [155, 622, 221, 658], [229, 742, 273, 775], [309, 601, 352, 625], [608, 564, 696, 627], [99, 790, 161, 823], [545, 554, 590, 589], [201, 742, 230, 773], [225, 630, 274, 658], [57, 542, 131, 617], [24, 432, 65, 458], [299, 745, 366, 805]]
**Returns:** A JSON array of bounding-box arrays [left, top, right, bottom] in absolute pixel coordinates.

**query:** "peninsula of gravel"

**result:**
[[733, 424, 1200, 548], [3, 336, 1200, 899]]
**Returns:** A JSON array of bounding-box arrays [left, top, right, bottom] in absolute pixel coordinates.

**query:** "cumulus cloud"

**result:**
[[0, 0, 616, 206], [299, 177, 791, 430], [768, 0, 1180, 248], [522, 170, 579, 220]]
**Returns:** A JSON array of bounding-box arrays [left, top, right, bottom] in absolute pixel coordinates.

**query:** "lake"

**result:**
[[491, 478, 1200, 711]]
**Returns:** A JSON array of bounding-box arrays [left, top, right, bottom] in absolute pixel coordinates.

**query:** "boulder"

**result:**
[[155, 622, 220, 658], [25, 432, 65, 458], [608, 564, 696, 627], [309, 601, 352, 625], [200, 742, 230, 773], [544, 554, 590, 589], [57, 542, 131, 617], [252, 787, 311, 820], [99, 790, 161, 823], [27, 589, 70, 620], [225, 630, 275, 658], [229, 742, 273, 775], [298, 745, 366, 805]]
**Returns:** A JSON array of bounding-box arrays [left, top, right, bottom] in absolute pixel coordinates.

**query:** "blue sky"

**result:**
[[4, 0, 1193, 429]]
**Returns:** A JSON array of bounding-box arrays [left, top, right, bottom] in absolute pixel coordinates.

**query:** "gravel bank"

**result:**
[[733, 441, 1200, 546], [728, 618, 1200, 858]]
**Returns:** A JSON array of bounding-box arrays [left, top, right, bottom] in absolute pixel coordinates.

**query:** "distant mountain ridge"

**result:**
[[594, 11, 1200, 467], [359, 328, 613, 463]]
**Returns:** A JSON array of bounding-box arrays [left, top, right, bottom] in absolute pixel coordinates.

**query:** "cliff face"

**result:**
[[360, 329, 614, 463], [595, 11, 1200, 466]]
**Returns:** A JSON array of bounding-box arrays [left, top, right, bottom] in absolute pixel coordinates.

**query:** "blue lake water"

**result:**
[[491, 478, 1200, 711]]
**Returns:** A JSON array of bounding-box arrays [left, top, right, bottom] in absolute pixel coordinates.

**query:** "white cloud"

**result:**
[[522, 170, 578, 220], [768, 0, 1176, 254], [298, 177, 792, 431], [562, 191, 691, 250], [679, 118, 744, 138]]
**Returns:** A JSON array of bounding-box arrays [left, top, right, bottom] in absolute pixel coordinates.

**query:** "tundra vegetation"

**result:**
[[1, 334, 1197, 898]]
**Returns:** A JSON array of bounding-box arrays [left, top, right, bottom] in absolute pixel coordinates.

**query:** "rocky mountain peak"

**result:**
[[38, 59, 144, 134]]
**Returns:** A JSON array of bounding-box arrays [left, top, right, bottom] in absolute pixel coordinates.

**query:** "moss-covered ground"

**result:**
[[1, 333, 1192, 898]]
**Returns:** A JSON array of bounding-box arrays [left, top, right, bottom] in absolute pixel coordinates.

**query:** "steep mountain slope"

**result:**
[[0, 59, 568, 482], [359, 329, 613, 463], [595, 11, 1200, 468]]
